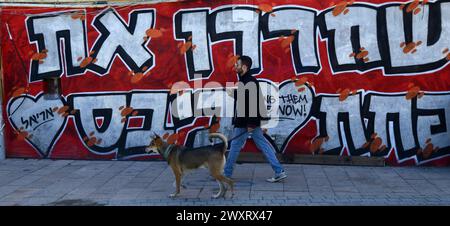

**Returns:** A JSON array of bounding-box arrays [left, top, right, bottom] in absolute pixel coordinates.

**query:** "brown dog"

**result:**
[[146, 132, 234, 198]]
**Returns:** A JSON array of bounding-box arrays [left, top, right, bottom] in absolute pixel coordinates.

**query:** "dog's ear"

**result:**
[[155, 138, 163, 146], [153, 132, 161, 139]]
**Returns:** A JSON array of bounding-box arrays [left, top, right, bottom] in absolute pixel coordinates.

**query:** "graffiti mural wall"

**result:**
[[1, 0, 450, 165]]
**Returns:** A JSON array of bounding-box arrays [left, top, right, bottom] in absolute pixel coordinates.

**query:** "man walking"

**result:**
[[224, 55, 287, 183]]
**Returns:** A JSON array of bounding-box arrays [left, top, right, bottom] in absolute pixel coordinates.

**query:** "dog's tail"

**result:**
[[208, 133, 228, 152]]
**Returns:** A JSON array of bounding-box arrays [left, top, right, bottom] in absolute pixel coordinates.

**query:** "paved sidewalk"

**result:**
[[0, 159, 449, 206]]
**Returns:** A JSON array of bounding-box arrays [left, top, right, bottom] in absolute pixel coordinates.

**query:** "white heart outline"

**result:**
[[258, 78, 316, 153], [7, 92, 68, 157]]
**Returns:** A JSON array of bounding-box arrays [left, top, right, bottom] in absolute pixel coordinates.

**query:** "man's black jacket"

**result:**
[[232, 71, 268, 128]]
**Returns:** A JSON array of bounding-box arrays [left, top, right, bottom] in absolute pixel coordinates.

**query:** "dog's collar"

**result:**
[[162, 144, 175, 160]]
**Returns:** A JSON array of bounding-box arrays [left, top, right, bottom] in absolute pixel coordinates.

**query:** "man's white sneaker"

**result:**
[[266, 171, 287, 183]]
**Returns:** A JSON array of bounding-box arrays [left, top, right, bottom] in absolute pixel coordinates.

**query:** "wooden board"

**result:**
[[235, 152, 385, 167]]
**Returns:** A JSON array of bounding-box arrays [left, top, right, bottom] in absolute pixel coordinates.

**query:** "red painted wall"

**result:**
[[1, 0, 450, 165]]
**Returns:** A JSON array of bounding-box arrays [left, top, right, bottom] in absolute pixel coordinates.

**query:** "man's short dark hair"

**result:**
[[239, 55, 252, 69]]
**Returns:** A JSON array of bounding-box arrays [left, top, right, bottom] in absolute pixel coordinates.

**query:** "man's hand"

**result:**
[[226, 87, 236, 97]]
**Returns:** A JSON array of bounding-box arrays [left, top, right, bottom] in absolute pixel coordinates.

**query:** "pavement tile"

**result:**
[[0, 159, 449, 206]]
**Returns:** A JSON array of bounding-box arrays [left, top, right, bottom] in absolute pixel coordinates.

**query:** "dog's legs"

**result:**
[[217, 174, 235, 198], [172, 179, 187, 189], [220, 157, 234, 197], [169, 166, 182, 198], [212, 180, 226, 199], [210, 172, 234, 199], [209, 159, 235, 198]]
